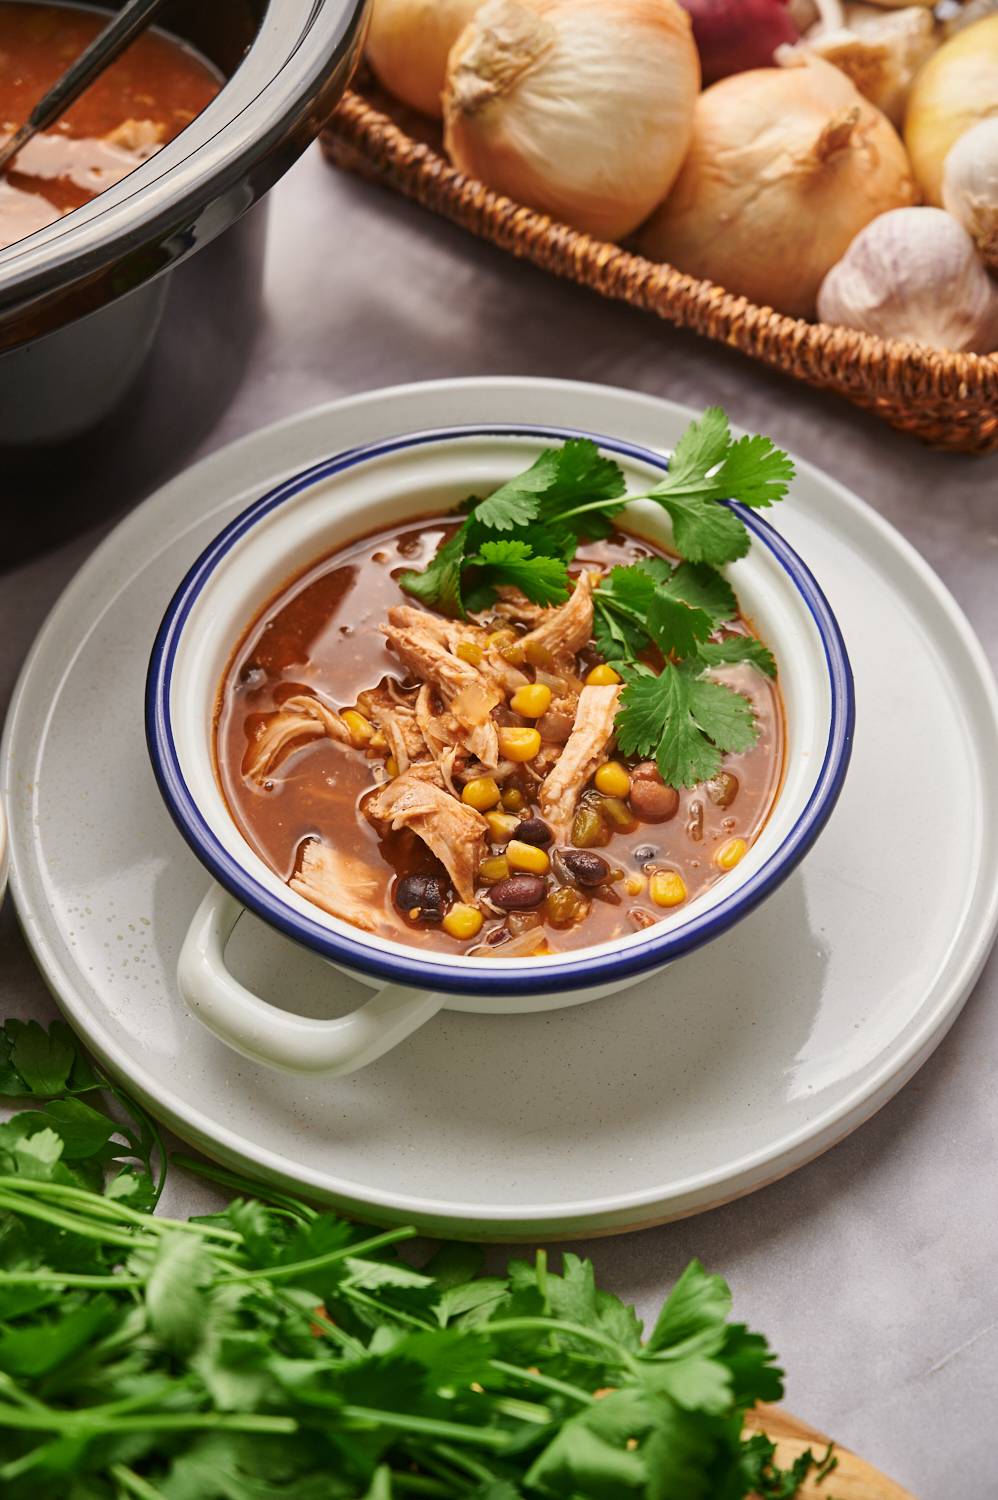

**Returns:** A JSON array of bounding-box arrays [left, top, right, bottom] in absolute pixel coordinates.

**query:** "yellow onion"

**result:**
[[904, 14, 998, 205], [366, 0, 484, 118], [638, 53, 916, 318], [443, 0, 700, 242]]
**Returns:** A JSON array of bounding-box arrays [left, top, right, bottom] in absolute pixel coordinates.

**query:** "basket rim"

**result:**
[[323, 87, 998, 401]]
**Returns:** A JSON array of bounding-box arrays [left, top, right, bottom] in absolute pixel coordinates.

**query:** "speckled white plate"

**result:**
[[4, 379, 998, 1239]]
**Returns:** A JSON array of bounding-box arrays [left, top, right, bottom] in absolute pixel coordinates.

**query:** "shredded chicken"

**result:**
[[519, 572, 596, 661], [356, 681, 425, 773], [290, 840, 382, 931], [244, 694, 350, 783], [491, 585, 545, 626], [539, 683, 621, 839], [365, 767, 487, 902], [383, 607, 501, 767]]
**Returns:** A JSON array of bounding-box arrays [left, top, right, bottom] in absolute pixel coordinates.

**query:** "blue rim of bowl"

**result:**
[[146, 423, 855, 998]]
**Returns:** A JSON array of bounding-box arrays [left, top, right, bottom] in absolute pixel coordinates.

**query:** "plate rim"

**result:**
[[5, 376, 998, 1233]]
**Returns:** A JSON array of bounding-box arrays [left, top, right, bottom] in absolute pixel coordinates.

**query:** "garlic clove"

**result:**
[[798, 4, 936, 125], [443, 0, 701, 243], [943, 116, 998, 271], [816, 205, 998, 351]]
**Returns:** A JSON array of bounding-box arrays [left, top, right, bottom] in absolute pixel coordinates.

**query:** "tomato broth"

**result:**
[[216, 519, 785, 957]]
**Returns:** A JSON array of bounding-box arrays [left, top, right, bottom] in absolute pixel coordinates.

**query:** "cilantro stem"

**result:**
[[432, 1442, 498, 1484], [391, 1476, 455, 1496], [277, 1291, 366, 1356], [171, 1153, 317, 1220], [339, 1405, 513, 1449], [343, 1284, 437, 1330], [0, 1270, 144, 1287], [0, 1406, 298, 1436], [218, 1225, 418, 1283], [488, 1359, 595, 1404], [109, 1465, 167, 1500], [0, 1178, 242, 1242], [0, 1188, 159, 1249], [484, 1318, 640, 1373]]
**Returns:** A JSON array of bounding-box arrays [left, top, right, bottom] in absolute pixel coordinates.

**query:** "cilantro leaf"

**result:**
[[399, 523, 468, 618], [646, 1260, 732, 1359], [697, 635, 777, 679], [468, 539, 570, 608], [687, 676, 758, 756], [0, 1019, 76, 1096], [655, 492, 751, 568], [593, 565, 657, 662], [661, 562, 737, 627], [616, 666, 758, 787], [715, 432, 796, 510], [642, 406, 794, 566], [475, 440, 625, 533], [646, 591, 713, 660]]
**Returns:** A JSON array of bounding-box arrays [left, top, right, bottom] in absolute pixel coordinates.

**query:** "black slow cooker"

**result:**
[[0, 0, 368, 450]]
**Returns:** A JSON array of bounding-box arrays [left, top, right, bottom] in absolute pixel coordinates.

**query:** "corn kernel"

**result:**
[[716, 837, 748, 871], [498, 726, 542, 762], [341, 710, 373, 747], [368, 729, 388, 751], [650, 871, 687, 908], [510, 683, 552, 719], [486, 810, 521, 843], [624, 874, 646, 897], [594, 760, 631, 798], [456, 640, 483, 666], [443, 903, 483, 940], [479, 855, 511, 883], [462, 776, 501, 811], [506, 839, 550, 875], [586, 663, 621, 686], [385, 756, 399, 779], [501, 787, 525, 812], [487, 629, 516, 648]]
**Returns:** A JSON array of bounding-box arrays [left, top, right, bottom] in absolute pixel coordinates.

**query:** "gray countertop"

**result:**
[[2, 145, 998, 1498]]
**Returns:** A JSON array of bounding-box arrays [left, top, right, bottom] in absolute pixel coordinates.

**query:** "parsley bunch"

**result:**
[[0, 1020, 835, 1499], [400, 409, 793, 787]]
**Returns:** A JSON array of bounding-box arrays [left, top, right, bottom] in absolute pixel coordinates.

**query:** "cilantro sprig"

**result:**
[[0, 1019, 834, 1500], [400, 408, 793, 787]]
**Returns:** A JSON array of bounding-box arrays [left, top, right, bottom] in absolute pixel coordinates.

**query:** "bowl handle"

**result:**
[[178, 884, 446, 1075]]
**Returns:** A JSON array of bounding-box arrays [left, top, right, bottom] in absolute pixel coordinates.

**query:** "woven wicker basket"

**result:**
[[322, 86, 998, 454]]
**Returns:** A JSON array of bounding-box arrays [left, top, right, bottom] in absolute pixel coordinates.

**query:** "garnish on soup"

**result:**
[[216, 409, 793, 957]]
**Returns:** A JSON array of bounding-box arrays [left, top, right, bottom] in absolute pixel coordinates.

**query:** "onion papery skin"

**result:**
[[638, 56, 917, 319], [444, 0, 701, 243], [904, 13, 998, 206], [367, 0, 485, 118]]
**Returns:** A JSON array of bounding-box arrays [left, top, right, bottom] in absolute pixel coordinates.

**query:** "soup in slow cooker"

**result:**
[[0, 2, 223, 251]]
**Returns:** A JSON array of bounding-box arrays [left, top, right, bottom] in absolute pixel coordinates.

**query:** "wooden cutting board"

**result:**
[[746, 1407, 917, 1498]]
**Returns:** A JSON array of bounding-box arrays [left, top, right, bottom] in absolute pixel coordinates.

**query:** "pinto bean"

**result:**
[[629, 764, 680, 823]]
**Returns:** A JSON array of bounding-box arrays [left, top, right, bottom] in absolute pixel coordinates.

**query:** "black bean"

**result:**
[[517, 816, 553, 847], [394, 873, 448, 918], [560, 849, 611, 887], [489, 874, 547, 910]]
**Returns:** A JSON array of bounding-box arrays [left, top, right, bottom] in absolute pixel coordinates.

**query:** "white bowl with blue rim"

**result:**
[[146, 425, 854, 1077]]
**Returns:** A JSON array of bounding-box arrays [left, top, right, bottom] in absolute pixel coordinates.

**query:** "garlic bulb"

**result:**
[[904, 14, 998, 205], [638, 54, 916, 319], [443, 0, 700, 242], [366, 0, 485, 117], [817, 206, 998, 351], [943, 117, 998, 269], [801, 4, 936, 125]]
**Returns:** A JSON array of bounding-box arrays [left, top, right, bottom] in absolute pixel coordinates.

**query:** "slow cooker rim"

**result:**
[[0, 0, 367, 328]]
